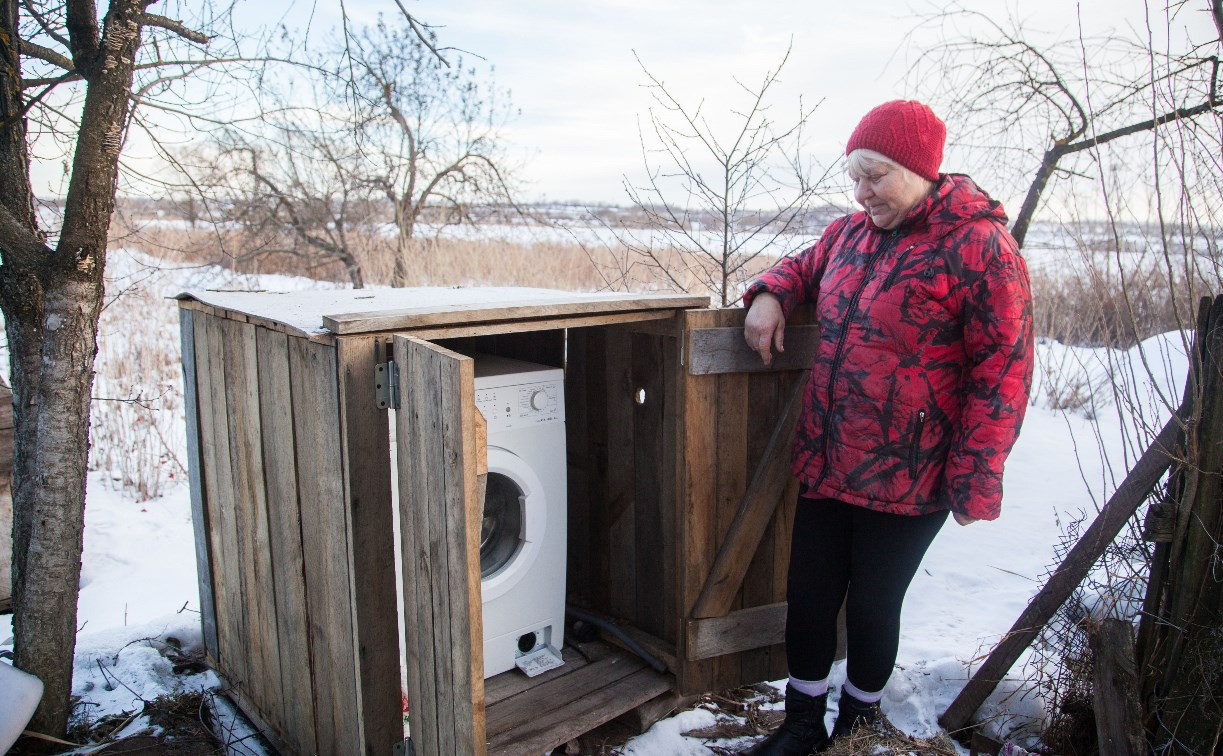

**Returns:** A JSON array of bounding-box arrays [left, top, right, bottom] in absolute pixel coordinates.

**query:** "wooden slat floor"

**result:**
[[484, 640, 673, 756]]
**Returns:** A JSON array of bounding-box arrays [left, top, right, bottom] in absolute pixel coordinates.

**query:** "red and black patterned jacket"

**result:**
[[743, 174, 1033, 521]]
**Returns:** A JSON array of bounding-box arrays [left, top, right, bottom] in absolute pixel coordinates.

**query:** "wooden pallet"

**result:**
[[484, 641, 673, 756]]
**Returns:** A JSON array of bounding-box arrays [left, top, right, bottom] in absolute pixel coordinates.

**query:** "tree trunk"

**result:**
[[1, 0, 145, 736], [393, 199, 414, 287], [1009, 146, 1063, 249], [12, 280, 103, 736]]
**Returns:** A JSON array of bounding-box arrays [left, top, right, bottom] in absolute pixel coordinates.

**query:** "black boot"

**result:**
[[830, 689, 880, 740], [742, 684, 829, 755]]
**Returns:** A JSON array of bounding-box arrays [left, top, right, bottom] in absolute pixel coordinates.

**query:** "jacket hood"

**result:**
[[860, 173, 1010, 236]]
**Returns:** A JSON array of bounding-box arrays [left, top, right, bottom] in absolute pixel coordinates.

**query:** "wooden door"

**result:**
[[393, 336, 486, 756], [677, 306, 818, 695]]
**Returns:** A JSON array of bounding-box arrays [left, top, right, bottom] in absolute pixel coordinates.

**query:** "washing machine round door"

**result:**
[[479, 446, 546, 602]]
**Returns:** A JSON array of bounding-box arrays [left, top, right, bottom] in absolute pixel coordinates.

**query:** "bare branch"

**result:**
[[136, 13, 210, 44], [64, 0, 100, 74], [21, 0, 71, 49], [392, 0, 449, 65], [19, 38, 75, 72]]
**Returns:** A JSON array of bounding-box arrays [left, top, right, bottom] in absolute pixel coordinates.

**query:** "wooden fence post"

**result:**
[[1090, 618, 1145, 756], [1136, 294, 1223, 752]]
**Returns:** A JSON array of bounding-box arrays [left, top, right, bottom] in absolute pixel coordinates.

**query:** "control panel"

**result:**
[[475, 380, 564, 432]]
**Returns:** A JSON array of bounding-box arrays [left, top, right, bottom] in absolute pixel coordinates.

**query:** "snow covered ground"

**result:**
[[0, 246, 1188, 754]]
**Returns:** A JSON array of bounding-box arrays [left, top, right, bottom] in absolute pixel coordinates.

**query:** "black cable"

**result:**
[[565, 606, 668, 674]]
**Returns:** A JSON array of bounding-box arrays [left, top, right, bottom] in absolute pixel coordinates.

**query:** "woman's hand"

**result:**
[[952, 512, 979, 526], [744, 293, 786, 366]]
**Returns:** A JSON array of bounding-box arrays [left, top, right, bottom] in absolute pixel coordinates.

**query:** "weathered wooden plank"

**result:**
[[290, 337, 361, 754], [677, 309, 722, 696], [1091, 618, 1145, 756], [614, 690, 697, 736], [474, 409, 488, 477], [627, 332, 675, 640], [564, 328, 593, 610], [437, 330, 565, 368], [582, 328, 613, 614], [691, 377, 806, 619], [399, 337, 441, 755], [608, 312, 683, 338], [442, 344, 486, 755], [712, 369, 750, 692], [400, 310, 681, 342], [486, 650, 647, 736], [739, 370, 782, 683], [688, 325, 820, 375], [396, 336, 485, 756], [177, 308, 218, 659], [686, 603, 787, 661], [325, 294, 709, 334], [483, 646, 593, 708], [255, 328, 318, 756], [221, 318, 283, 732], [939, 412, 1183, 734], [605, 328, 636, 623], [336, 335, 401, 756], [488, 667, 673, 756], [658, 334, 680, 646], [194, 314, 247, 691]]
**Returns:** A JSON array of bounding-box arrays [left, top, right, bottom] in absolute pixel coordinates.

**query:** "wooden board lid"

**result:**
[[176, 287, 709, 336]]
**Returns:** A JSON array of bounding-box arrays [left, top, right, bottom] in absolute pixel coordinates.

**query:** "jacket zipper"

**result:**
[[908, 409, 927, 478], [812, 229, 901, 490]]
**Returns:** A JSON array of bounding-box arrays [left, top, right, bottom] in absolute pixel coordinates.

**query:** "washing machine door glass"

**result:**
[[481, 472, 524, 579]]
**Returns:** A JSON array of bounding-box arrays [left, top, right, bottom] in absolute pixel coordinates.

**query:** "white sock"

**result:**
[[788, 675, 829, 697], [843, 679, 883, 704]]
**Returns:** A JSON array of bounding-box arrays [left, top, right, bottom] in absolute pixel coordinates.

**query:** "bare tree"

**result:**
[[912, 3, 1222, 750], [612, 47, 833, 307], [346, 17, 519, 286], [910, 0, 1221, 248], [197, 107, 376, 288], [0, 0, 260, 736], [194, 15, 518, 288]]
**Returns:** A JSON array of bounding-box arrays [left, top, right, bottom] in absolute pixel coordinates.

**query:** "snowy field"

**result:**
[[0, 244, 1188, 754]]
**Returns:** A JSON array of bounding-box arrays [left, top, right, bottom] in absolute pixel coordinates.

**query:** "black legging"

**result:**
[[785, 496, 949, 693]]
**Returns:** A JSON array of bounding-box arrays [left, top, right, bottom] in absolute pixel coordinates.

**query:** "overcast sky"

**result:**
[[326, 0, 1151, 206], [31, 0, 1214, 210]]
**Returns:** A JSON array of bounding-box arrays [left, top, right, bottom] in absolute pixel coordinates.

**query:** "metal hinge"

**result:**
[[376, 359, 400, 409], [393, 737, 415, 756]]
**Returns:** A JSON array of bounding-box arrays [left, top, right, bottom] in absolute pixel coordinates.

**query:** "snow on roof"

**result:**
[[176, 286, 708, 336]]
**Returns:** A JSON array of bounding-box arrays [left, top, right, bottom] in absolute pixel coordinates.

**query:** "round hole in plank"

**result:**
[[635, 388, 647, 405]]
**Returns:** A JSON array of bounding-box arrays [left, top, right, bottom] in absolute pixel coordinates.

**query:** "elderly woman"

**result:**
[[740, 100, 1033, 754]]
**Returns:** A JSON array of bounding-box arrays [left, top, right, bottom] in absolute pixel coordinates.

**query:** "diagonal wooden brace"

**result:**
[[690, 375, 807, 620]]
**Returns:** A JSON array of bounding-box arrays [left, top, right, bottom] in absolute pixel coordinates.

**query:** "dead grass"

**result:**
[[107, 212, 776, 301], [12, 691, 225, 755]]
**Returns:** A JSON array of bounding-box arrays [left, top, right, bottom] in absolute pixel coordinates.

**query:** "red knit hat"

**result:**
[[845, 100, 946, 181]]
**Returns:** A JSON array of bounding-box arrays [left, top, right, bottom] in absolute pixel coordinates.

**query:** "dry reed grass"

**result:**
[[107, 213, 777, 300], [1029, 258, 1211, 350], [89, 277, 186, 501]]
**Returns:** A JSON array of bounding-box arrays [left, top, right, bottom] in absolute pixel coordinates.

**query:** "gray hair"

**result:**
[[847, 148, 912, 180]]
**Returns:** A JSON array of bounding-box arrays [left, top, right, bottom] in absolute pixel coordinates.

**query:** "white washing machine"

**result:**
[[471, 354, 568, 678]]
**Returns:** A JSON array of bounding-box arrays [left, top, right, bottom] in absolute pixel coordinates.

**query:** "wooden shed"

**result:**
[[178, 287, 816, 756]]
